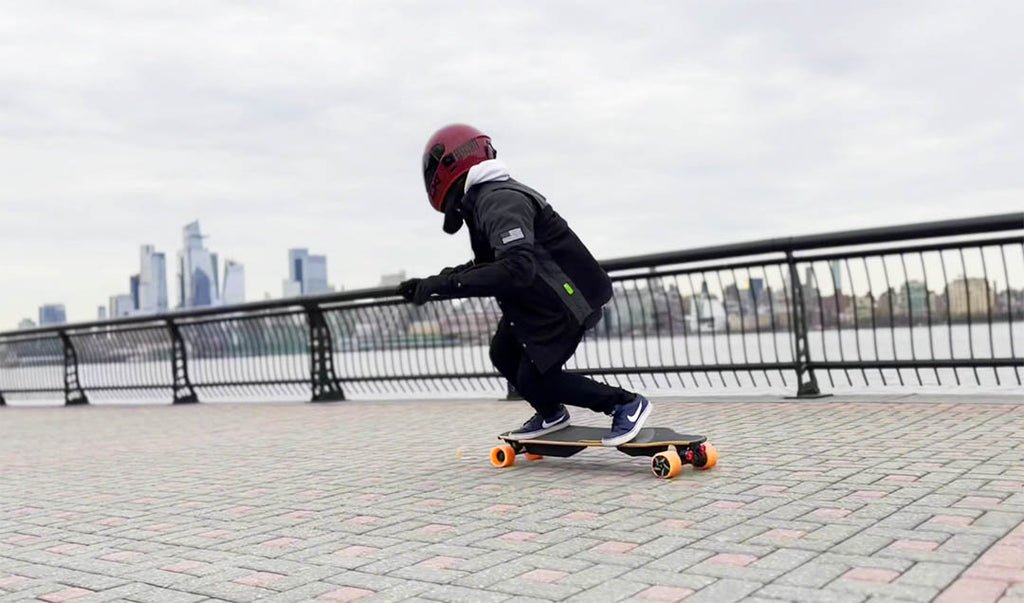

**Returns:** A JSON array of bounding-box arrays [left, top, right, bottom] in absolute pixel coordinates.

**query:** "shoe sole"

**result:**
[[601, 400, 653, 446]]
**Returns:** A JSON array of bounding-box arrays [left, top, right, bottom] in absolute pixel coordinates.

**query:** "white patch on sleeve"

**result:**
[[500, 227, 525, 244]]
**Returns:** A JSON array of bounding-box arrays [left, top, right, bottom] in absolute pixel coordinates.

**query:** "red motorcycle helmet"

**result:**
[[422, 124, 496, 212]]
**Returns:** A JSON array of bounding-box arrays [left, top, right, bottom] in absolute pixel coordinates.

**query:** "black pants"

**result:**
[[489, 318, 635, 418]]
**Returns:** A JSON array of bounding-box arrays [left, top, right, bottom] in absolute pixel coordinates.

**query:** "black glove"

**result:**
[[396, 278, 421, 302], [412, 274, 455, 305]]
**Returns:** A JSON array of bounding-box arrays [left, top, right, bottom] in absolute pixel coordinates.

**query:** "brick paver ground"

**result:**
[[1, 395, 1022, 602]]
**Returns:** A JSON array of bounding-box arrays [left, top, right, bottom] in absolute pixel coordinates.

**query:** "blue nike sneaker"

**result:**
[[601, 395, 653, 446], [508, 405, 570, 439]]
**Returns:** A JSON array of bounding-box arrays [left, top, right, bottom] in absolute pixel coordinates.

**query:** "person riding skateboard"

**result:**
[[398, 124, 652, 446]]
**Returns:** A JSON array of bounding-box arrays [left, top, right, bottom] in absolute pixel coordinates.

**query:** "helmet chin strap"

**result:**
[[441, 175, 467, 234], [442, 195, 464, 234]]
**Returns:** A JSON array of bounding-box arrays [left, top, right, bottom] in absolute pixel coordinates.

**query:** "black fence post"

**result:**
[[307, 304, 345, 402], [786, 252, 828, 398], [168, 320, 199, 404], [0, 390, 6, 406], [59, 332, 88, 406]]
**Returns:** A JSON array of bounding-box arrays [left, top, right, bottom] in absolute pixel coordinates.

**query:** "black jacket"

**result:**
[[450, 178, 612, 373]]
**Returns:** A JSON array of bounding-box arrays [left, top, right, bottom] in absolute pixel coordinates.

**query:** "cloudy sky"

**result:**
[[2, 1, 1022, 328]]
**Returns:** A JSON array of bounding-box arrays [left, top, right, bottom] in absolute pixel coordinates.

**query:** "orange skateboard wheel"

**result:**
[[490, 444, 516, 468], [651, 450, 682, 479], [695, 443, 718, 470], [525, 453, 544, 461]]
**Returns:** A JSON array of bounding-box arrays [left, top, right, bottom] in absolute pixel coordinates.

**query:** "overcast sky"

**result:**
[[2, 1, 1022, 328]]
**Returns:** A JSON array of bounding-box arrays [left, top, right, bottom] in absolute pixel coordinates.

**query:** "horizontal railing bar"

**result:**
[[792, 235, 1024, 264], [600, 213, 1023, 272], [0, 388, 64, 393], [810, 359, 1024, 369]]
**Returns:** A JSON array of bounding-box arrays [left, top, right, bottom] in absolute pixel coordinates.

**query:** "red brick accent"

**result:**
[[284, 510, 316, 520], [262, 537, 302, 548], [2, 534, 40, 546], [38, 587, 93, 602], [961, 496, 1003, 507], [657, 519, 694, 530], [928, 515, 974, 527], [935, 578, 1008, 603], [100, 551, 141, 563], [813, 508, 851, 518], [234, 571, 286, 588], [418, 556, 463, 569], [0, 575, 28, 589], [142, 523, 175, 532], [708, 553, 757, 567], [765, 528, 806, 540], [979, 544, 1024, 569], [161, 560, 206, 574], [964, 565, 1024, 583]]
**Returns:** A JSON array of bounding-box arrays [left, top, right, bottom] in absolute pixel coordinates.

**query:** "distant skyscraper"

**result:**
[[130, 274, 141, 311], [18, 318, 36, 330], [829, 260, 843, 292], [282, 279, 302, 298], [109, 294, 134, 318], [211, 252, 220, 295], [749, 278, 765, 301], [284, 248, 330, 296], [222, 260, 246, 305], [379, 271, 407, 288], [177, 221, 221, 309], [97, 306, 107, 321], [139, 245, 169, 313], [38, 304, 66, 326]]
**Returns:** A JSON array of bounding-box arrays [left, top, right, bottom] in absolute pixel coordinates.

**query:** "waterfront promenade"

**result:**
[[1, 395, 1022, 602]]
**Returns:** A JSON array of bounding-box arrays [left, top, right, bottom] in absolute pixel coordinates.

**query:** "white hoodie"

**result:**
[[465, 159, 511, 192]]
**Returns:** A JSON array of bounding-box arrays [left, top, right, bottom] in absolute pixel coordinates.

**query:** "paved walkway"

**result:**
[[1, 395, 1022, 602]]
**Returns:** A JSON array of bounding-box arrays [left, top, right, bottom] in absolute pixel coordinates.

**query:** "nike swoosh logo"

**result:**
[[542, 416, 562, 428], [627, 401, 645, 422]]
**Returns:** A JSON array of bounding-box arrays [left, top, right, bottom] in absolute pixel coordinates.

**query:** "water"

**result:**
[[3, 324, 1021, 405]]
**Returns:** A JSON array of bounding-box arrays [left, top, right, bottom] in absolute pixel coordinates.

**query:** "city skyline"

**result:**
[[11, 221, 353, 329]]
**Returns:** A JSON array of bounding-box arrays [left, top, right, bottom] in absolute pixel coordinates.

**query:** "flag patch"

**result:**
[[501, 227, 525, 244]]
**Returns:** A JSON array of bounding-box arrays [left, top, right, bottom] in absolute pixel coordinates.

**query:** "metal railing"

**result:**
[[1, 213, 1021, 405]]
